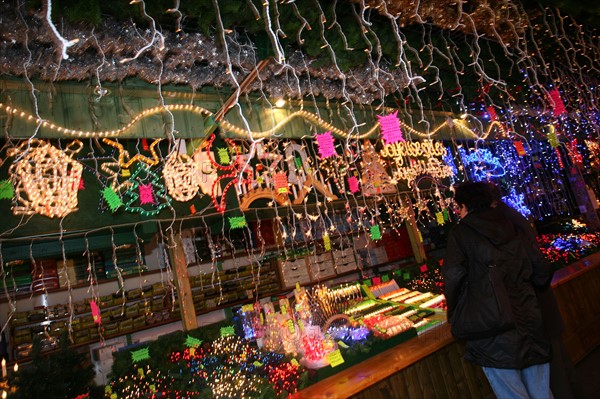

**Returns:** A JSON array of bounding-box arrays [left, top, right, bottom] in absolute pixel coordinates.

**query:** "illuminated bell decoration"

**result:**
[[8, 139, 83, 218], [162, 152, 200, 202]]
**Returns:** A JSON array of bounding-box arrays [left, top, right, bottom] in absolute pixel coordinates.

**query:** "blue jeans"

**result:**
[[482, 363, 553, 399]]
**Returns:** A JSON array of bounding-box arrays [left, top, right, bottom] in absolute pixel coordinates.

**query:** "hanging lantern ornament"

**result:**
[[8, 139, 83, 218], [162, 152, 200, 202]]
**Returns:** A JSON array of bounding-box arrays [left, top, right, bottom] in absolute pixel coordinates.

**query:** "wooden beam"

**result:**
[[168, 229, 198, 331]]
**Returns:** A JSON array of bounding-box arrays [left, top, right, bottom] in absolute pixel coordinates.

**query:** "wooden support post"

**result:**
[[403, 198, 427, 264], [568, 165, 600, 231], [168, 229, 198, 331]]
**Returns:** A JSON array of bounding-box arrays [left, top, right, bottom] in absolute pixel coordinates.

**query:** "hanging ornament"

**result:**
[[138, 183, 155, 205], [315, 131, 337, 159], [273, 172, 289, 194], [0, 179, 14, 200], [323, 234, 331, 251], [162, 152, 200, 202], [547, 124, 560, 148], [7, 139, 83, 218], [90, 300, 102, 324], [229, 216, 247, 229], [549, 89, 567, 116], [347, 175, 360, 193], [435, 211, 445, 225], [101, 186, 123, 212], [130, 347, 151, 364], [486, 106, 498, 121], [377, 111, 404, 145], [370, 225, 382, 240], [513, 141, 527, 156], [218, 147, 231, 165]]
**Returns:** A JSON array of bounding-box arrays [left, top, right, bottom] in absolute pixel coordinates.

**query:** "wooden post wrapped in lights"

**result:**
[[7, 139, 83, 218]]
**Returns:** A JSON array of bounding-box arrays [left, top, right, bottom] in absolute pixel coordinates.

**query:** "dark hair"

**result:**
[[487, 182, 504, 202], [454, 182, 494, 212]]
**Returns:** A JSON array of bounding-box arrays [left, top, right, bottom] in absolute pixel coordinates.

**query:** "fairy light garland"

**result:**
[[0, 102, 212, 138], [0, 102, 496, 141]]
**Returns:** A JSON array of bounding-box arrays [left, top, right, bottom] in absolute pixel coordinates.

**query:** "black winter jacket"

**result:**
[[443, 207, 553, 369]]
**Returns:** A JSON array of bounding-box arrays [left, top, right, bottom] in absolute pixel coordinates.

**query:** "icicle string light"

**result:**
[[45, 0, 79, 60]]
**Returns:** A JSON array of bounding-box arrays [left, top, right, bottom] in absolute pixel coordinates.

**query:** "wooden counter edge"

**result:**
[[289, 323, 454, 399]]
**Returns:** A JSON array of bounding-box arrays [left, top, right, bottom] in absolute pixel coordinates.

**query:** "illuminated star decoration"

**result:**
[[377, 111, 405, 145]]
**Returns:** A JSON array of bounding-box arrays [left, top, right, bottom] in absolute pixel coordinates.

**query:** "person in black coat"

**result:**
[[443, 182, 554, 398], [488, 183, 580, 399]]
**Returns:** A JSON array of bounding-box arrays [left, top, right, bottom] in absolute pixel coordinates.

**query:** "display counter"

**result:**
[[291, 252, 600, 399]]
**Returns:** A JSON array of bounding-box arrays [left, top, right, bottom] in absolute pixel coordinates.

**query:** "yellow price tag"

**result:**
[[328, 349, 345, 368], [286, 319, 295, 334], [241, 304, 254, 312]]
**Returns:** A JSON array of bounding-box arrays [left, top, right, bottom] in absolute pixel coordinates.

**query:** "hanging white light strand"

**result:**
[[44, 0, 79, 60]]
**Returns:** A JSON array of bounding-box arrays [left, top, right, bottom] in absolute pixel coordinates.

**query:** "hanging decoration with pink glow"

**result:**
[[315, 132, 337, 159], [90, 300, 101, 324], [347, 175, 360, 193], [549, 89, 567, 116], [377, 111, 404, 145], [139, 184, 155, 205]]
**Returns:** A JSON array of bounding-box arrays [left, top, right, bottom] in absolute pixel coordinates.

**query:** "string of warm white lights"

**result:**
[[0, 101, 500, 141]]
